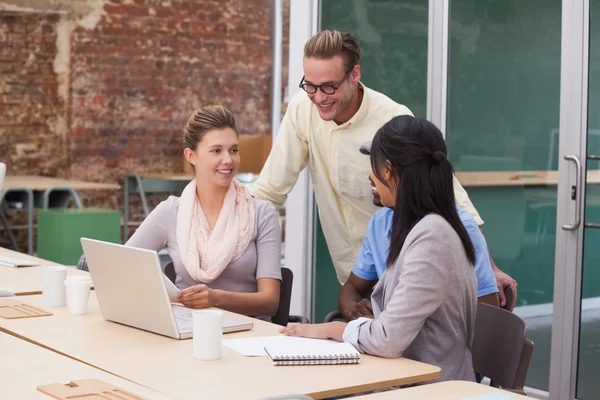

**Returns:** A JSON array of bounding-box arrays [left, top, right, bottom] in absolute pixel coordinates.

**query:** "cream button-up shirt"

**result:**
[[250, 84, 482, 283]]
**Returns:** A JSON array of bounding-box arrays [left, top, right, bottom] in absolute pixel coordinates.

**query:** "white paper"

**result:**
[[223, 336, 348, 357], [0, 256, 39, 268], [163, 274, 180, 303]]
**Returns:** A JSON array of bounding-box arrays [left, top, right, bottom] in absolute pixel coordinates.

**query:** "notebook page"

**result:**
[[0, 256, 39, 268], [264, 338, 360, 359]]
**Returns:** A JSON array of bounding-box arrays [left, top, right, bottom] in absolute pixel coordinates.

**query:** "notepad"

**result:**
[[0, 256, 39, 268], [264, 338, 360, 366]]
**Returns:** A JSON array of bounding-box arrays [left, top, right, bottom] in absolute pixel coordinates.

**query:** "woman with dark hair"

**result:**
[[281, 115, 478, 382]]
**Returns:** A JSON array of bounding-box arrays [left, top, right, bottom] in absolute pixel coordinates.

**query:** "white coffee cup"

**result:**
[[64, 275, 93, 315], [192, 310, 223, 360], [42, 266, 67, 307]]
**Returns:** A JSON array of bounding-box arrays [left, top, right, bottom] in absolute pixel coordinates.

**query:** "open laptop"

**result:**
[[80, 238, 253, 339]]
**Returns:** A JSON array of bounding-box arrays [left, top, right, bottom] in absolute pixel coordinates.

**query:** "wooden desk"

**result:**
[[0, 332, 170, 399], [1, 176, 120, 255], [0, 248, 90, 296], [456, 169, 600, 187], [0, 293, 440, 399], [352, 380, 528, 399], [4, 176, 120, 191]]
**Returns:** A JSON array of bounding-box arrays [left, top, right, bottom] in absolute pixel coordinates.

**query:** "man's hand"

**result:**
[[480, 227, 518, 310], [493, 266, 517, 309], [339, 273, 378, 321], [350, 298, 374, 320]]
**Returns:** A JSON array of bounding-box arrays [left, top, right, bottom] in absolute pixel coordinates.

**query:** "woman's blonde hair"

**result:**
[[303, 30, 361, 70], [183, 105, 237, 150]]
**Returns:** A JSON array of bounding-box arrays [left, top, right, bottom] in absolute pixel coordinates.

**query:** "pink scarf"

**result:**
[[176, 179, 255, 283]]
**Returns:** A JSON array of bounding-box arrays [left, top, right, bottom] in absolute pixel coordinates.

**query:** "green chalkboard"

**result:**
[[317, 0, 600, 321]]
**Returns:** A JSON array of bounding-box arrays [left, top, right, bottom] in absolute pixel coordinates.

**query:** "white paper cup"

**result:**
[[64, 275, 92, 315], [42, 266, 67, 307], [192, 310, 223, 360]]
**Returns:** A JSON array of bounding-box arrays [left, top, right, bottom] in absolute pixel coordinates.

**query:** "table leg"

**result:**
[[0, 188, 34, 254], [25, 189, 33, 255], [41, 187, 83, 209], [123, 176, 131, 242], [0, 203, 19, 251], [135, 175, 150, 216]]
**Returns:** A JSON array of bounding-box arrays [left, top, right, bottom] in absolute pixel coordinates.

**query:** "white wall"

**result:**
[[285, 0, 318, 318]]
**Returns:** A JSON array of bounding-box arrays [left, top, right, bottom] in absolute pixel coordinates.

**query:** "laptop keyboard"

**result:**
[[172, 306, 193, 333], [175, 317, 192, 333], [171, 305, 252, 334]]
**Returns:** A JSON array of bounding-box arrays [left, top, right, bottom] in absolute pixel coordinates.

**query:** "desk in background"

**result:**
[[1, 176, 120, 254], [123, 174, 191, 241], [455, 169, 600, 187], [0, 292, 440, 399], [0, 247, 90, 295], [0, 332, 170, 400]]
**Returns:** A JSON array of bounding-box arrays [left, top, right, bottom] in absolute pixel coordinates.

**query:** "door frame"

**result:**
[[550, 0, 589, 399]]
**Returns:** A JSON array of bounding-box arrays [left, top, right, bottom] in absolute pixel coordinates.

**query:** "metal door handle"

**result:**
[[562, 155, 583, 231]]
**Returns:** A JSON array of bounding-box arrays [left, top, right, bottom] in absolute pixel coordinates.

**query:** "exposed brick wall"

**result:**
[[0, 12, 67, 177], [71, 0, 276, 211], [0, 0, 290, 249]]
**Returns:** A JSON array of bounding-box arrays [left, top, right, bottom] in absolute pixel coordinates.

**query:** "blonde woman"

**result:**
[[125, 106, 282, 317]]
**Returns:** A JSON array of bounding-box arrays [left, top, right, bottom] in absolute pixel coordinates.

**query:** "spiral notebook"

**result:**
[[264, 338, 360, 366]]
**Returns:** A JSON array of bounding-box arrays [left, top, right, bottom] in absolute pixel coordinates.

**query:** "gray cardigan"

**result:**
[[343, 214, 477, 382]]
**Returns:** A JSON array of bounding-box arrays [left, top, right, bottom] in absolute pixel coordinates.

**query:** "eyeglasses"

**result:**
[[299, 67, 353, 95]]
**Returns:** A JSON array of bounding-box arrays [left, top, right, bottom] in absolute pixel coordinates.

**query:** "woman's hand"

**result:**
[[279, 322, 347, 341], [177, 284, 219, 309]]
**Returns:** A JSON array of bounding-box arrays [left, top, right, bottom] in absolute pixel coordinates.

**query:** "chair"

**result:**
[[323, 310, 343, 322], [0, 162, 18, 251], [472, 303, 533, 394], [500, 284, 533, 392], [502, 285, 516, 312], [272, 267, 310, 326], [164, 261, 176, 284]]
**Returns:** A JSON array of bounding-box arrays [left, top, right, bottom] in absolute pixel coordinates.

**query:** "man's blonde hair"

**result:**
[[303, 30, 361, 70]]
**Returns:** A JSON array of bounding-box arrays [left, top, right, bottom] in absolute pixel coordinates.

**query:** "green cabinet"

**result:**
[[37, 209, 121, 265]]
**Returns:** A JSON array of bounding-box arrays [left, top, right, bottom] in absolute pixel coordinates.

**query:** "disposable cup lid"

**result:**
[[64, 276, 92, 287]]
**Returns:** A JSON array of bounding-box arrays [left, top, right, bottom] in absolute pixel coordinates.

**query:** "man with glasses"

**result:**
[[250, 30, 517, 308]]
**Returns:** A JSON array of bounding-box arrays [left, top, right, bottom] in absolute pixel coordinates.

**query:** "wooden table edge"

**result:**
[[0, 327, 166, 396], [306, 367, 442, 399], [14, 290, 41, 296]]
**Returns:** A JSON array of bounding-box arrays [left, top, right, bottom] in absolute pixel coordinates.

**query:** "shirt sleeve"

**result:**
[[343, 317, 372, 351], [348, 224, 452, 358], [352, 218, 379, 281], [453, 175, 484, 225], [464, 220, 498, 297], [125, 198, 172, 251], [249, 97, 309, 207], [255, 202, 283, 281]]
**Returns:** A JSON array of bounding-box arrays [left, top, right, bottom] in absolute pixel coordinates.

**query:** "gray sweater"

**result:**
[[126, 196, 282, 292], [343, 214, 477, 382]]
